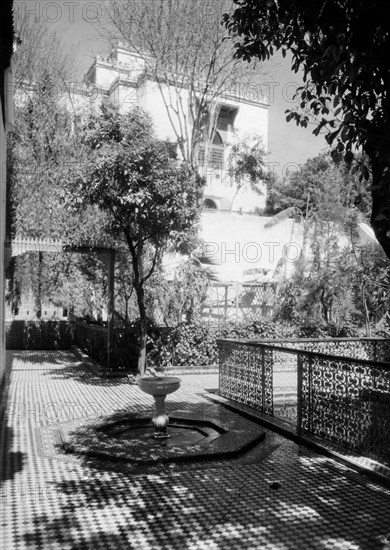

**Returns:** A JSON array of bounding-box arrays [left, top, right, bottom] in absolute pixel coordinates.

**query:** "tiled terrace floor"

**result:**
[[1, 350, 390, 550]]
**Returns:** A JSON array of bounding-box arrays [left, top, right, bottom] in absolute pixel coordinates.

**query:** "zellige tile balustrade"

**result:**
[[217, 338, 390, 465]]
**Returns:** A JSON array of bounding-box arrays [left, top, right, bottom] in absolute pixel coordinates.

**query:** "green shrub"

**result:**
[[147, 320, 293, 368], [296, 321, 360, 338], [81, 318, 368, 371], [6, 320, 75, 350]]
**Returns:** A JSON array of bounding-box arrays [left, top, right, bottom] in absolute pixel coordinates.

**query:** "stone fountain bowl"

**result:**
[[138, 376, 181, 396]]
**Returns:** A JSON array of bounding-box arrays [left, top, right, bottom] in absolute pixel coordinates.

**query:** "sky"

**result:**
[[14, 0, 329, 175]]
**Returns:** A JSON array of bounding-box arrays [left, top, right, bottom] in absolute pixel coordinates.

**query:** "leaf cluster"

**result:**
[[65, 104, 202, 254], [227, 132, 268, 189], [225, 0, 390, 182], [266, 152, 372, 219]]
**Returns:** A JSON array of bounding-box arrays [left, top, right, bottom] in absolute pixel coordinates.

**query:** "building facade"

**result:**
[[79, 44, 270, 213]]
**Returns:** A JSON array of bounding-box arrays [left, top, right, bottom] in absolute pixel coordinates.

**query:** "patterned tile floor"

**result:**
[[1, 350, 390, 550]]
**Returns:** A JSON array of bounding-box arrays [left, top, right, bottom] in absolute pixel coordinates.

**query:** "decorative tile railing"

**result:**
[[217, 338, 390, 465]]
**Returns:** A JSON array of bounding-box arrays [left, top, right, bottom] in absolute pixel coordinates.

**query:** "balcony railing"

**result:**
[[217, 338, 390, 466]]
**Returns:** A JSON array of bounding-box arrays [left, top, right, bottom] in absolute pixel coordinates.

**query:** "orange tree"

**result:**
[[63, 104, 202, 376], [224, 0, 390, 258]]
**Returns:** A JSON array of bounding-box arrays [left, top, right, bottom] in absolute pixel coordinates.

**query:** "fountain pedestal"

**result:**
[[138, 376, 181, 439]]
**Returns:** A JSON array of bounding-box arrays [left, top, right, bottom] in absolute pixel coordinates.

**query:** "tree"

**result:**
[[7, 14, 114, 316], [9, 12, 75, 240], [113, 243, 136, 324], [265, 152, 376, 327], [150, 259, 212, 326], [224, 1, 390, 259], [105, 0, 266, 170], [296, 219, 357, 326], [350, 243, 390, 333], [266, 152, 372, 218], [12, 10, 75, 94], [227, 131, 268, 210], [63, 104, 202, 376]]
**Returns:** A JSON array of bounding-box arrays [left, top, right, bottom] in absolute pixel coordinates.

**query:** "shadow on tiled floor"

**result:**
[[1, 350, 390, 550]]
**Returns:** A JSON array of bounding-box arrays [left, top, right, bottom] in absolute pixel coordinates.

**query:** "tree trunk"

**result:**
[[124, 231, 148, 378], [131, 277, 147, 377], [134, 280, 147, 377], [362, 286, 371, 336], [35, 251, 43, 319], [138, 315, 147, 378]]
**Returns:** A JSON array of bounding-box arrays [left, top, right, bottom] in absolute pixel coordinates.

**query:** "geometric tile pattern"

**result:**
[[1, 351, 390, 549], [218, 339, 390, 466]]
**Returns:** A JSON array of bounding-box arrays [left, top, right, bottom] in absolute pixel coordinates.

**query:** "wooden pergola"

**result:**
[[4, 237, 116, 368]]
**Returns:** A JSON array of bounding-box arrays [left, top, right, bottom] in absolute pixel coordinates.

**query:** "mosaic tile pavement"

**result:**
[[1, 350, 390, 550]]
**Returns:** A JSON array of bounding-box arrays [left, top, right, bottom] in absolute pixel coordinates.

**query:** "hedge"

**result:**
[[109, 319, 295, 373], [5, 320, 75, 350]]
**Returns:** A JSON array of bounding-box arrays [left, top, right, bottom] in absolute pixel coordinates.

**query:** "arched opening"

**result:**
[[203, 198, 218, 210], [212, 131, 223, 145]]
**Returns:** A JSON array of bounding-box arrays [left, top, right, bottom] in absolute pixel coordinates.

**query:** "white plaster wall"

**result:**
[[234, 102, 268, 149], [109, 82, 138, 113], [138, 80, 184, 141], [94, 65, 118, 89], [200, 212, 303, 282]]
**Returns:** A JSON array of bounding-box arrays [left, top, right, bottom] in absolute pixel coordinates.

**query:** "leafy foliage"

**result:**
[[266, 153, 372, 218], [108, 319, 294, 371], [66, 105, 201, 250], [64, 104, 202, 375], [5, 320, 75, 350], [7, 14, 113, 320], [224, 0, 390, 258], [264, 150, 386, 331], [150, 259, 211, 326], [275, 236, 390, 335], [227, 131, 268, 210], [350, 243, 390, 331]]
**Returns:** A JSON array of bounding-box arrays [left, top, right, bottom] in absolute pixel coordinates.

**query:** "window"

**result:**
[[212, 132, 223, 145], [198, 133, 225, 168], [216, 107, 238, 142], [210, 146, 224, 168]]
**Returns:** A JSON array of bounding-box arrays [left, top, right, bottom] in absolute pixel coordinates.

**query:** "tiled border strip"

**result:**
[[163, 364, 219, 375]]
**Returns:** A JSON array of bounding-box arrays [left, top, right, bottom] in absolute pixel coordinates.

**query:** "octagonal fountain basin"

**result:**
[[138, 376, 181, 396], [63, 404, 267, 469]]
